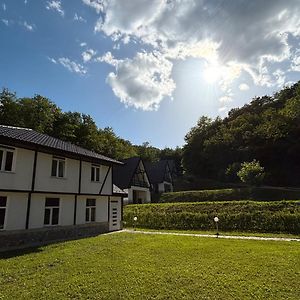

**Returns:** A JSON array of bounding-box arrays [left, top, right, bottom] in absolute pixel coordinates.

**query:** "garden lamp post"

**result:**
[[133, 216, 137, 231], [214, 216, 219, 238]]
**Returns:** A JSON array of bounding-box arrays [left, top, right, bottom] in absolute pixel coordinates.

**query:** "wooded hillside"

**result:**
[[183, 81, 300, 186]]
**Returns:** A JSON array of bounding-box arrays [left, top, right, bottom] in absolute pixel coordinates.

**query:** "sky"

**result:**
[[0, 1, 300, 149]]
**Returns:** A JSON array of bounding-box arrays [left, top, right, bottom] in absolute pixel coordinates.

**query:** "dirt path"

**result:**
[[122, 229, 300, 242]]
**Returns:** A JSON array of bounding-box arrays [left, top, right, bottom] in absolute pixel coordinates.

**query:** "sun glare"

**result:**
[[203, 65, 222, 84]]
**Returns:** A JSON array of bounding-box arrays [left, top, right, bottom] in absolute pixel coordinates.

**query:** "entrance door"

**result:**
[[109, 200, 120, 231]]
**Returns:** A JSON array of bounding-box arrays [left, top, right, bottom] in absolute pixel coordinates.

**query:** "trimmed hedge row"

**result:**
[[124, 201, 300, 234], [161, 187, 300, 203]]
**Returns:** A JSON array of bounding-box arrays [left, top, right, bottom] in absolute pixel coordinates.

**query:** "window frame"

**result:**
[[44, 198, 60, 226], [0, 195, 8, 230], [0, 145, 16, 173], [85, 198, 96, 223], [51, 156, 66, 178], [91, 164, 101, 182]]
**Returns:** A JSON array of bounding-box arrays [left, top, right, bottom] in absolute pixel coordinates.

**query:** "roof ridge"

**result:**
[[0, 125, 33, 131]]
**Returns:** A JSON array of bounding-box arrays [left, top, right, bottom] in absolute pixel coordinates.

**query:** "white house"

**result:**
[[0, 125, 126, 249], [113, 157, 151, 205]]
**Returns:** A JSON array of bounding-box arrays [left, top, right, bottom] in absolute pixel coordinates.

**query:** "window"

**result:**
[[0, 196, 7, 230], [86, 199, 96, 223], [0, 147, 15, 172], [51, 157, 65, 178], [91, 165, 100, 182], [44, 198, 59, 226]]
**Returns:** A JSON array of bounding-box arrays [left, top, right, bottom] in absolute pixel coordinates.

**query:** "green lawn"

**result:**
[[0, 232, 299, 299]]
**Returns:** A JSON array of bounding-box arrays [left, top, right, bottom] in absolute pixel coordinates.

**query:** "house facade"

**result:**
[[113, 157, 151, 205], [0, 125, 125, 249], [145, 160, 174, 197]]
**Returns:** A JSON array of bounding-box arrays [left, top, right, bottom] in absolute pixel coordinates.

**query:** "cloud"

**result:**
[[82, 49, 96, 62], [2, 3, 6, 11], [1, 19, 9, 26], [95, 51, 118, 66], [239, 83, 250, 91], [80, 42, 87, 47], [290, 50, 300, 72], [273, 69, 286, 87], [47, 57, 57, 64], [23, 21, 34, 31], [46, 0, 64, 17], [51, 57, 87, 74], [219, 96, 233, 104], [99, 51, 175, 110], [74, 13, 86, 23], [82, 0, 104, 14], [96, 1, 300, 84]]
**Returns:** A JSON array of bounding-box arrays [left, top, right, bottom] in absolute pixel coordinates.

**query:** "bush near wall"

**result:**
[[124, 201, 300, 234], [160, 187, 300, 203]]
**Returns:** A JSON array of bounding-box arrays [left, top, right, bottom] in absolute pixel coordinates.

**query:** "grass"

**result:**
[[1, 232, 300, 299]]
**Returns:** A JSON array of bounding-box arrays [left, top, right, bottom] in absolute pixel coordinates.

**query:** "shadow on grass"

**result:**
[[0, 231, 116, 259], [0, 246, 44, 259]]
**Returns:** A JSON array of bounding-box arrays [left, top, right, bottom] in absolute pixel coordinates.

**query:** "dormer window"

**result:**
[[0, 146, 15, 172], [91, 165, 100, 182], [51, 156, 65, 178]]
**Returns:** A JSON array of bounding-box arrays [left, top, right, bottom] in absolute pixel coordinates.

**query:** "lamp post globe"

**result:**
[[214, 216, 219, 237], [133, 216, 137, 231]]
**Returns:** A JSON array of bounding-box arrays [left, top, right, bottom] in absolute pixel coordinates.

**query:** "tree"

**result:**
[[135, 142, 160, 162], [225, 162, 241, 182], [237, 160, 265, 186], [0, 88, 21, 126]]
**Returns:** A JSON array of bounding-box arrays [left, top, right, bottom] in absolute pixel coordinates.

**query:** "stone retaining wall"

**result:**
[[0, 222, 109, 252]]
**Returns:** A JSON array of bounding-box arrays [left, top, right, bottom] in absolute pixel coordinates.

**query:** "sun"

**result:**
[[203, 65, 222, 84]]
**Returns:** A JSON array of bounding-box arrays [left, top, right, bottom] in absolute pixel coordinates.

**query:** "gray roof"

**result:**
[[113, 157, 141, 189], [145, 160, 170, 184], [0, 125, 122, 165]]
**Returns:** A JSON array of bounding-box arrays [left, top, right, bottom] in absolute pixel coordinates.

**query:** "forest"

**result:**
[[1, 81, 300, 186], [183, 81, 300, 186]]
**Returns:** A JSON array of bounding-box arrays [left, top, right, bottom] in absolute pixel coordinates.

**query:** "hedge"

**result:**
[[160, 187, 300, 203], [124, 201, 300, 234]]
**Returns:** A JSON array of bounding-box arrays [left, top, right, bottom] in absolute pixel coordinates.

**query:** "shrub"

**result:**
[[124, 201, 300, 234], [237, 160, 265, 186]]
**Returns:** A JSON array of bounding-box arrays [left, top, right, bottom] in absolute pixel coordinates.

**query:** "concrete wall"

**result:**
[[80, 163, 112, 195], [0, 146, 113, 197], [101, 166, 112, 195], [0, 147, 34, 190], [77, 195, 108, 224], [158, 181, 173, 193], [0, 192, 122, 237], [35, 153, 80, 193], [29, 194, 75, 229], [0, 192, 28, 230]]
